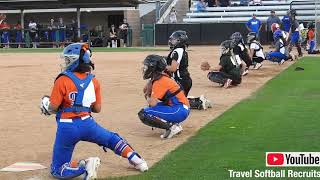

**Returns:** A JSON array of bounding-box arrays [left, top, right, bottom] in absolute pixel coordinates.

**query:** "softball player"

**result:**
[[246, 32, 265, 70], [266, 30, 295, 64], [139, 54, 190, 139], [40, 43, 148, 180], [230, 32, 251, 76], [201, 40, 242, 88], [288, 10, 303, 57], [166, 30, 192, 96]]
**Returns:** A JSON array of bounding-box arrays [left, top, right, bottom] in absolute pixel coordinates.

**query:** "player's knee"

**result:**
[[138, 109, 170, 130], [207, 72, 225, 84]]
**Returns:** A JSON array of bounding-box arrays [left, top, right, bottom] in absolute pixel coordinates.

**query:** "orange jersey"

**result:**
[[50, 72, 101, 119], [307, 29, 315, 41], [151, 75, 189, 107]]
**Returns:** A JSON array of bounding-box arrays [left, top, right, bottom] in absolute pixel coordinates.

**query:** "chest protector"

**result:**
[[166, 47, 190, 79], [57, 71, 95, 114]]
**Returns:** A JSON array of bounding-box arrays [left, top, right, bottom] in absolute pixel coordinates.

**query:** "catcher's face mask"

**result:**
[[60, 53, 79, 72], [143, 64, 155, 80]]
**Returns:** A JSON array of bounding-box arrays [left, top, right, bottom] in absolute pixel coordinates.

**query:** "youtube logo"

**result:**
[[267, 153, 284, 166], [266, 152, 320, 167]]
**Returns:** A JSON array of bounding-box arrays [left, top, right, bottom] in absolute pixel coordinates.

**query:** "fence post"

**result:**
[[156, 0, 161, 22]]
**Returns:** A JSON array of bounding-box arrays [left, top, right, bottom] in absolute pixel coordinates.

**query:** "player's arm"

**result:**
[[146, 96, 158, 107], [211, 64, 222, 72], [166, 60, 178, 72], [166, 51, 180, 72], [91, 78, 102, 113]]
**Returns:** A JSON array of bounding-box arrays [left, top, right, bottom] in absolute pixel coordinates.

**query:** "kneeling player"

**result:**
[[40, 43, 148, 180], [266, 30, 295, 64], [139, 55, 190, 139], [201, 40, 242, 88], [247, 32, 265, 69], [230, 32, 251, 76]]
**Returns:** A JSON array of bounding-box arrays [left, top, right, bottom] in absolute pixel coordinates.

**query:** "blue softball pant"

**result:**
[[267, 52, 288, 63], [290, 31, 300, 45], [143, 103, 190, 123], [51, 115, 124, 179]]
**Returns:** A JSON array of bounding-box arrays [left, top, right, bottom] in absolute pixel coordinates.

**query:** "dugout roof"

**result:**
[[0, 0, 144, 10]]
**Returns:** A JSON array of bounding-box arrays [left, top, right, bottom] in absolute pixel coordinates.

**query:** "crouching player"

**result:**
[[40, 43, 148, 180], [230, 32, 251, 76], [266, 30, 295, 65], [201, 40, 242, 88], [139, 54, 190, 139], [246, 32, 265, 70]]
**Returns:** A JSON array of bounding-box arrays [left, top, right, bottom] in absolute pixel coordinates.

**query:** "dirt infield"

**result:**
[[0, 46, 293, 180]]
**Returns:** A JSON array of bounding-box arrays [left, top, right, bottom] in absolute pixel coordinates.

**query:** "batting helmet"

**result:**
[[271, 23, 280, 33], [142, 54, 167, 80]]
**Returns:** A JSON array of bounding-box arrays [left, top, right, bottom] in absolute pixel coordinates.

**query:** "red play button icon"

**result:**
[[267, 153, 284, 166]]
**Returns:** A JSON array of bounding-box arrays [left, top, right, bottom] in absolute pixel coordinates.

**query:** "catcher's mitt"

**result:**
[[200, 61, 211, 71]]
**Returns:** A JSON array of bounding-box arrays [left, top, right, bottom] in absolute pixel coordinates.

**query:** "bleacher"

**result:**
[[183, 0, 318, 23]]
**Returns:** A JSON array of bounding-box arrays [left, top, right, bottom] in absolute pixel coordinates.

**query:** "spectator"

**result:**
[[119, 18, 129, 47], [108, 24, 117, 48], [207, 0, 217, 7], [196, 0, 208, 12], [217, 0, 230, 7], [282, 10, 291, 33], [246, 14, 262, 39], [48, 18, 57, 47], [169, 7, 177, 24], [14, 21, 22, 48], [58, 17, 66, 48], [28, 19, 38, 48], [240, 0, 249, 6], [1, 21, 10, 48], [71, 19, 78, 42], [266, 10, 281, 44], [251, 0, 262, 5]]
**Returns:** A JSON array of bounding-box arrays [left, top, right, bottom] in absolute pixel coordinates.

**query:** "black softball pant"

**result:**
[[175, 76, 192, 96]]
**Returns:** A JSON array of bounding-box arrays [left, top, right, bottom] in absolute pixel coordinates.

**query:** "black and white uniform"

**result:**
[[233, 41, 252, 67], [166, 46, 192, 96], [249, 40, 265, 63]]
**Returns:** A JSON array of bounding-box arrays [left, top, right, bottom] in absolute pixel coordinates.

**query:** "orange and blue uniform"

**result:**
[[143, 74, 190, 123], [50, 71, 141, 179]]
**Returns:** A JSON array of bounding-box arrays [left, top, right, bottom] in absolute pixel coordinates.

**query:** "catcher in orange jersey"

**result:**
[[40, 43, 148, 180]]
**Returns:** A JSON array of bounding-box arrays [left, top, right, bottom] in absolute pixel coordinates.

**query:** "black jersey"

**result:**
[[166, 47, 190, 79]]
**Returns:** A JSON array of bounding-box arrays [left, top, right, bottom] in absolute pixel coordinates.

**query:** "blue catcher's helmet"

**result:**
[[273, 30, 283, 41], [60, 43, 92, 72]]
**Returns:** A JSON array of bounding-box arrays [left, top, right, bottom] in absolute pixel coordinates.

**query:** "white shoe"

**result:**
[[224, 79, 232, 89], [279, 59, 285, 65], [167, 124, 183, 139], [85, 157, 101, 180], [199, 95, 212, 110], [253, 63, 262, 70], [242, 69, 249, 76], [134, 159, 148, 172]]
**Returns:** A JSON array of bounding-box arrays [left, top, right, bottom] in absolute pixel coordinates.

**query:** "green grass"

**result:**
[[110, 57, 320, 180], [0, 47, 167, 53]]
